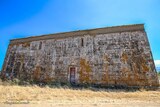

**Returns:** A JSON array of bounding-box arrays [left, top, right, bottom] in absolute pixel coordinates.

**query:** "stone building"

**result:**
[[1, 24, 159, 87]]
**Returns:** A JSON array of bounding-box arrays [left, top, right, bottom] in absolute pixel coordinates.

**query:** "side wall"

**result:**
[[1, 30, 159, 86]]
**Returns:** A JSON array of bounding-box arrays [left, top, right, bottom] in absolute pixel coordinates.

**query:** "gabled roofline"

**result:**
[[10, 24, 145, 44]]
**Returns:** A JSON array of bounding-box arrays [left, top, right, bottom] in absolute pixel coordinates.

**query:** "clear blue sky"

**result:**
[[0, 0, 160, 70]]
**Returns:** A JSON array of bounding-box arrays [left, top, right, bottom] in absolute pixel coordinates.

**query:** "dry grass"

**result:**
[[0, 76, 159, 107], [0, 85, 160, 105]]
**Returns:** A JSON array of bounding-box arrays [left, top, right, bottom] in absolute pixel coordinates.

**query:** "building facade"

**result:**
[[1, 24, 159, 87]]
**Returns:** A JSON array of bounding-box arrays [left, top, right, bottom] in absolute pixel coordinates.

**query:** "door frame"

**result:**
[[68, 66, 77, 84]]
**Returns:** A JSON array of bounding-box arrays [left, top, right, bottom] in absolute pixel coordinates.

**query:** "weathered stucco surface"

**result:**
[[1, 24, 159, 87]]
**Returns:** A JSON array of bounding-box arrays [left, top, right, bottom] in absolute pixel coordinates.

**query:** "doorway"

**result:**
[[69, 67, 76, 84]]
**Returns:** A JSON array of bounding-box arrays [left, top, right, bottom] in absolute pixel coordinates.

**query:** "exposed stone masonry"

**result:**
[[1, 24, 159, 87]]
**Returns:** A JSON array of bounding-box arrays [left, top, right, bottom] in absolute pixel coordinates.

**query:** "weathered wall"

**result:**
[[1, 24, 159, 87]]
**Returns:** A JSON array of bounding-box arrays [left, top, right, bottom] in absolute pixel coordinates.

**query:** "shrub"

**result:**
[[12, 78, 21, 85], [0, 78, 3, 85]]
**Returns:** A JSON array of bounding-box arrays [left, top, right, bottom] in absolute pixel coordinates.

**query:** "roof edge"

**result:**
[[10, 24, 145, 44]]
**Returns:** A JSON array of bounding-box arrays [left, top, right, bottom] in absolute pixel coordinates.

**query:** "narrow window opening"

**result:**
[[81, 38, 84, 47], [39, 42, 42, 50]]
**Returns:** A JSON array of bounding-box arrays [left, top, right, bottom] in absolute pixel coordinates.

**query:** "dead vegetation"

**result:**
[[0, 84, 160, 105], [0, 77, 159, 107]]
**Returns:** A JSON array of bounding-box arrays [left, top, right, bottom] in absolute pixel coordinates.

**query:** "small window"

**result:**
[[81, 38, 84, 47], [39, 42, 42, 50]]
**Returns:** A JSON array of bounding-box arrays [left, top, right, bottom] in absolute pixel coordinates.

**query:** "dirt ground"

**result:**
[[0, 85, 160, 107], [0, 102, 160, 107]]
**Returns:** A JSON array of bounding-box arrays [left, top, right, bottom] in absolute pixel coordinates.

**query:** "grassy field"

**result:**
[[0, 74, 159, 107], [0, 85, 160, 107]]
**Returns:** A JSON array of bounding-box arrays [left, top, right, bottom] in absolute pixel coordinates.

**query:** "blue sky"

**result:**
[[0, 0, 160, 70]]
